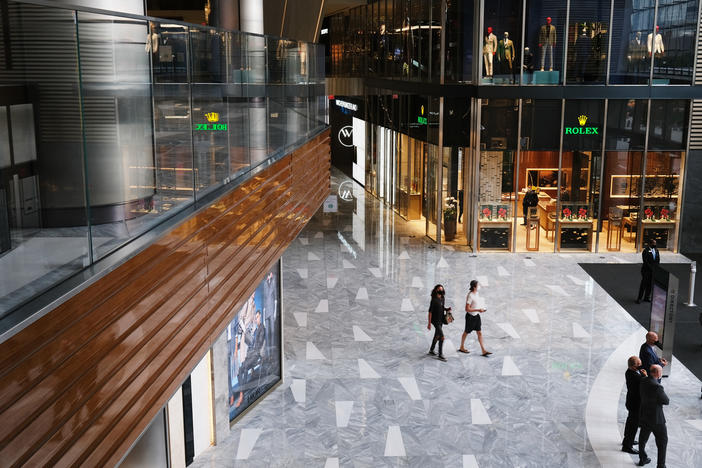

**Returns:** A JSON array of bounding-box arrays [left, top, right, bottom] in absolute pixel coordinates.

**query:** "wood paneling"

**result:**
[[0, 131, 331, 467]]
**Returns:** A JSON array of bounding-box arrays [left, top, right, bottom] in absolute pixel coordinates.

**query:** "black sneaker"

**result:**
[[437, 355, 447, 362], [428, 350, 436, 356]]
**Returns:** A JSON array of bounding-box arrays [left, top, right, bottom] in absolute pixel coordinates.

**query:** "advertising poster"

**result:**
[[650, 282, 666, 341], [227, 262, 281, 421]]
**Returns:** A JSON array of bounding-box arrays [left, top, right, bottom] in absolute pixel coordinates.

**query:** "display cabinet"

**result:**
[[478, 202, 512, 251], [641, 202, 677, 250], [557, 203, 594, 251]]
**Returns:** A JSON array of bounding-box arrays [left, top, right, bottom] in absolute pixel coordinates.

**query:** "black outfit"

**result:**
[[623, 368, 645, 449], [638, 376, 669, 467], [639, 343, 664, 374], [464, 313, 482, 333], [637, 246, 660, 302], [522, 190, 539, 224], [429, 296, 448, 356]]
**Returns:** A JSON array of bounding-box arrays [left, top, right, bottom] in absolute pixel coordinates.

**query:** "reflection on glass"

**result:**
[[566, 1, 609, 84], [606, 100, 648, 150], [609, 0, 654, 84], [652, 0, 697, 85]]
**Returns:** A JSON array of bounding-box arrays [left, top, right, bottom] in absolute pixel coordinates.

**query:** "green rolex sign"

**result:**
[[564, 115, 599, 135], [194, 112, 228, 131]]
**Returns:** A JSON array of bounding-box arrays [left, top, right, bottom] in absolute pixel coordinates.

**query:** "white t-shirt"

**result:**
[[466, 291, 485, 316]]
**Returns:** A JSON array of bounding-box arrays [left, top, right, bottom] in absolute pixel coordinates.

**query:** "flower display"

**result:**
[[660, 208, 670, 220], [443, 196, 458, 220], [562, 208, 572, 219], [498, 208, 507, 220], [482, 207, 492, 219], [645, 208, 654, 219], [578, 208, 587, 219]]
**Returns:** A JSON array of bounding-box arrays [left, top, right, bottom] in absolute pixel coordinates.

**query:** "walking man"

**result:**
[[637, 364, 669, 467], [637, 239, 660, 303], [622, 356, 646, 454]]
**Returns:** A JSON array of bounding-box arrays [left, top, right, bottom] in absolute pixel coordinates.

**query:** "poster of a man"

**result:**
[[227, 263, 281, 421]]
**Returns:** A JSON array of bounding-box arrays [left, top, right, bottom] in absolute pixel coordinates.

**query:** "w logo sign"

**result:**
[[338, 126, 353, 147], [338, 181, 353, 201]]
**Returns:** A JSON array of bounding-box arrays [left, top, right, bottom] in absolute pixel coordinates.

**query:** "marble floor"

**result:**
[[190, 170, 702, 468]]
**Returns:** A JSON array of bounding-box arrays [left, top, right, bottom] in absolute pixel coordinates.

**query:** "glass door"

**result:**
[[425, 143, 439, 241]]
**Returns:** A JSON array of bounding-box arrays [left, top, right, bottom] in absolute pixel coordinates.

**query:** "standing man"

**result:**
[[639, 331, 668, 373], [637, 239, 660, 303], [622, 356, 646, 454], [637, 364, 669, 468]]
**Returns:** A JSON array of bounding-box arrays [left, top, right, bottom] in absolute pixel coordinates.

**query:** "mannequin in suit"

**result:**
[[637, 365, 669, 468], [637, 239, 660, 303], [483, 27, 497, 77], [539, 17, 557, 71], [497, 31, 516, 82]]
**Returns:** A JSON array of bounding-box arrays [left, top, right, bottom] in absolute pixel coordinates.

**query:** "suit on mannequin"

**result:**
[[539, 17, 557, 71], [647, 25, 664, 56], [497, 32, 516, 82], [483, 27, 497, 77]]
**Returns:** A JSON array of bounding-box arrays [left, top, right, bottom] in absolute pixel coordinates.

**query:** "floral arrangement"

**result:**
[[562, 207, 572, 220], [444, 196, 458, 220], [498, 207, 507, 220], [578, 208, 588, 219], [660, 208, 670, 221], [644, 208, 654, 220], [482, 207, 492, 220]]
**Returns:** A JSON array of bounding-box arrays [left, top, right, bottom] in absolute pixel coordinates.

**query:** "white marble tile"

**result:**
[[327, 276, 338, 289], [299, 238, 309, 245], [501, 356, 522, 376], [496, 322, 520, 339], [293, 312, 308, 327], [369, 267, 382, 278], [384, 426, 406, 456], [470, 399, 492, 425], [398, 376, 422, 400], [398, 250, 410, 260], [352, 325, 372, 342], [523, 258, 536, 267], [400, 298, 414, 312], [343, 259, 356, 269], [235, 428, 262, 459], [308, 252, 320, 261], [522, 308, 540, 323], [358, 358, 381, 379], [290, 379, 306, 403], [324, 458, 339, 468], [411, 276, 424, 288], [442, 338, 458, 357], [476, 275, 489, 287], [437, 257, 450, 268], [567, 274, 586, 286], [306, 342, 326, 360], [355, 287, 369, 301], [463, 454, 480, 468], [572, 322, 591, 339], [335, 401, 353, 428], [314, 299, 329, 313], [547, 285, 568, 296], [686, 420, 702, 431], [497, 266, 510, 277], [297, 268, 308, 279]]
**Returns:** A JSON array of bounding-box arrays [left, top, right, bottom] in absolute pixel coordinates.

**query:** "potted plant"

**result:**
[[443, 196, 458, 241]]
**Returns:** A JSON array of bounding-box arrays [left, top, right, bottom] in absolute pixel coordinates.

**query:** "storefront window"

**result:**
[[606, 99, 648, 150], [648, 100, 689, 150], [445, 0, 474, 83], [609, 0, 654, 84], [566, 0, 610, 84], [641, 151, 682, 249], [523, 1, 567, 84], [602, 151, 644, 252], [652, 0, 698, 85], [482, 0, 522, 84]]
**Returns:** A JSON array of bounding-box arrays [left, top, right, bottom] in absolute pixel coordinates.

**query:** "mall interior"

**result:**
[[0, 1, 701, 467]]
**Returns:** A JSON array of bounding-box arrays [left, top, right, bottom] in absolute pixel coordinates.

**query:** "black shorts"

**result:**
[[464, 313, 481, 333]]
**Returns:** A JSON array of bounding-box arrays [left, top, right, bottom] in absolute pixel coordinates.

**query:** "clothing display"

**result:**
[[539, 18, 557, 71], [483, 28, 497, 77], [647, 32, 664, 55], [497, 32, 516, 80], [628, 32, 647, 73]]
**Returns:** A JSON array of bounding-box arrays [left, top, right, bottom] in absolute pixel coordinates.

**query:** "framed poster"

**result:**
[[227, 261, 282, 422]]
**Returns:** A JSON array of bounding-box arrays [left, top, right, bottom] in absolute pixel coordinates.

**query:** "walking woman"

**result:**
[[458, 280, 492, 357], [428, 284, 451, 362]]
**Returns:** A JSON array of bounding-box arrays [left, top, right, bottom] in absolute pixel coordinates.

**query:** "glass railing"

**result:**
[[0, 0, 328, 329]]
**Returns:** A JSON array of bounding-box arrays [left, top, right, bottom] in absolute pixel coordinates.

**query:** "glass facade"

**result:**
[[0, 1, 327, 322]]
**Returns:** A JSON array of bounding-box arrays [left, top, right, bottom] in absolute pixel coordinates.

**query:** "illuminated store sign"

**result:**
[[194, 112, 228, 131], [417, 105, 427, 125], [564, 115, 599, 135]]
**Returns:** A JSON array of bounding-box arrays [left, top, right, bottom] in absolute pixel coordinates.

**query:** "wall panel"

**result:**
[[0, 131, 330, 467]]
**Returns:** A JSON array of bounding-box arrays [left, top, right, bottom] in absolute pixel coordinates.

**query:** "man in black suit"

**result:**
[[637, 364, 669, 467], [637, 240, 660, 303], [639, 331, 668, 373], [622, 356, 646, 454]]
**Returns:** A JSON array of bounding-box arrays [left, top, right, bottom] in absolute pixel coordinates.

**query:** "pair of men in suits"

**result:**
[[636, 240, 660, 303]]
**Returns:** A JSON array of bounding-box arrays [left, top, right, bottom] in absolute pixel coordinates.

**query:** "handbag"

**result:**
[[443, 310, 454, 324]]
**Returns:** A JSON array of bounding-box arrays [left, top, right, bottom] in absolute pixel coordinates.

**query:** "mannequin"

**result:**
[[574, 25, 591, 81], [483, 26, 497, 77], [538, 17, 557, 71], [628, 31, 645, 72], [647, 25, 664, 56], [497, 32, 516, 82]]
